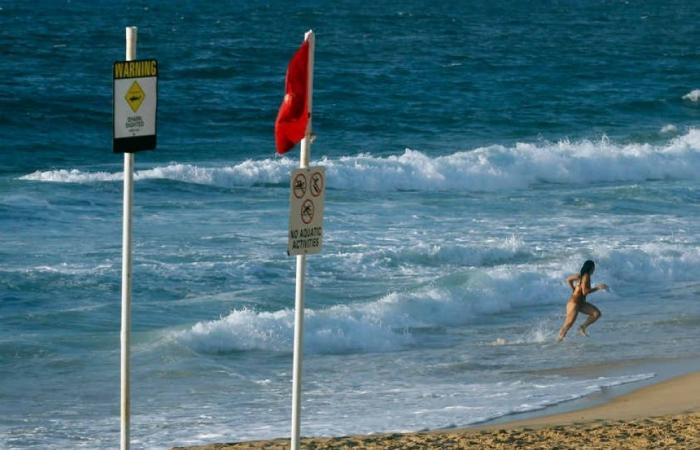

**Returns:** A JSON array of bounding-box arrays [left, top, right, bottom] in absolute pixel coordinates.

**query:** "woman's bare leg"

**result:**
[[558, 301, 579, 341], [577, 302, 601, 336]]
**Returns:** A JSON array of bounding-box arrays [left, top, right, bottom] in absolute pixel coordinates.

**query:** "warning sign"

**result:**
[[288, 167, 325, 255], [113, 59, 158, 153]]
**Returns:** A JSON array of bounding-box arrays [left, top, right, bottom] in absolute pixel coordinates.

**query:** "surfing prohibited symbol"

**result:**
[[310, 171, 323, 197], [288, 167, 325, 255]]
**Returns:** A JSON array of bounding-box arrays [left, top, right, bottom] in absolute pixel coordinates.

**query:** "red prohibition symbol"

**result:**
[[301, 199, 314, 224], [310, 171, 324, 197], [293, 173, 307, 199]]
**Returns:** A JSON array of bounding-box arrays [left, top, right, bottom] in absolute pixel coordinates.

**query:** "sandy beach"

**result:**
[[174, 371, 700, 449]]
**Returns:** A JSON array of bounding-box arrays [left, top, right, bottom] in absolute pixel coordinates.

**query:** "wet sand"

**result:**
[[174, 371, 700, 449]]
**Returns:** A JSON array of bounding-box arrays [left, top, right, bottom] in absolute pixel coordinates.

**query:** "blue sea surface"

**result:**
[[2, 1, 700, 449]]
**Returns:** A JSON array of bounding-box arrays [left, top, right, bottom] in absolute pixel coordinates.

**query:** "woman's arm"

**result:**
[[566, 274, 579, 291], [580, 274, 608, 295]]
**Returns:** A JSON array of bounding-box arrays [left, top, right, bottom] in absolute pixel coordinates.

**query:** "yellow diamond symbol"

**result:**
[[125, 81, 145, 112]]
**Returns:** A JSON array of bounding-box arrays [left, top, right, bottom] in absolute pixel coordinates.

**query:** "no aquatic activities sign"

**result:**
[[113, 59, 157, 153], [288, 167, 325, 255]]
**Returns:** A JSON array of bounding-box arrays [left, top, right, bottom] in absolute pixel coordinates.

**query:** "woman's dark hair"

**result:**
[[580, 260, 595, 276]]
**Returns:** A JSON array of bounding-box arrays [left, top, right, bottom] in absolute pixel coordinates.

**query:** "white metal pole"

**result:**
[[291, 29, 314, 450], [121, 25, 137, 450]]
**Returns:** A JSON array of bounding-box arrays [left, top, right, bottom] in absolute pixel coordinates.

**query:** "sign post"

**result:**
[[114, 26, 157, 450], [289, 29, 316, 450]]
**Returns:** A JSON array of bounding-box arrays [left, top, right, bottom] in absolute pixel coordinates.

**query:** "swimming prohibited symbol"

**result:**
[[301, 199, 314, 224], [310, 171, 323, 197], [293, 173, 307, 199]]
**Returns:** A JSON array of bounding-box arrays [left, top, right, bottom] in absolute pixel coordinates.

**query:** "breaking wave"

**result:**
[[173, 241, 700, 355], [173, 266, 563, 355], [21, 130, 700, 191], [682, 89, 700, 102]]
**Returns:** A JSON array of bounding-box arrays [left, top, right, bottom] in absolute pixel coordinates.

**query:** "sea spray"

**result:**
[[20, 130, 700, 191]]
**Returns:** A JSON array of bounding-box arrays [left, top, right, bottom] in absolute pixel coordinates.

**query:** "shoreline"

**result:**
[[173, 369, 700, 449], [472, 370, 700, 430]]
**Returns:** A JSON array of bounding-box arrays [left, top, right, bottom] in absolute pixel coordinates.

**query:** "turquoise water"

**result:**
[[2, 1, 700, 449]]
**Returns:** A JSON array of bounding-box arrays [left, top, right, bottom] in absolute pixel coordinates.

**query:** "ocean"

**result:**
[[2, 1, 700, 448]]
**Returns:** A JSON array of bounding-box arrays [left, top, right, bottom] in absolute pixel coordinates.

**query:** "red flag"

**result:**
[[275, 40, 310, 154]]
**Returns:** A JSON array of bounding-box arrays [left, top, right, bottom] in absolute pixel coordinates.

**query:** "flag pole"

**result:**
[[121, 25, 137, 450], [291, 29, 314, 450]]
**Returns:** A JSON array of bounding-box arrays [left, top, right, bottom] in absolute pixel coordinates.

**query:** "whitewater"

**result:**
[[5, 131, 700, 448], [4, 1, 700, 448], [21, 130, 700, 190]]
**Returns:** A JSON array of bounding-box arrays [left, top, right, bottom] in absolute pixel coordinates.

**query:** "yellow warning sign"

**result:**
[[125, 81, 145, 112]]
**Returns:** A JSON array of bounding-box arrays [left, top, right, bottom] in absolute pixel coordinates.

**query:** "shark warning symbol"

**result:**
[[125, 81, 145, 112]]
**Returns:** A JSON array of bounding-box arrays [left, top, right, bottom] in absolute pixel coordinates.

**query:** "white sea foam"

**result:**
[[588, 242, 700, 284], [660, 124, 677, 134], [18, 159, 297, 186], [20, 169, 125, 183], [682, 89, 700, 102], [0, 263, 114, 276], [336, 235, 529, 271], [174, 267, 562, 355], [503, 321, 557, 345], [479, 372, 656, 422], [174, 304, 413, 354], [174, 241, 700, 355], [20, 130, 700, 191], [301, 372, 656, 436]]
